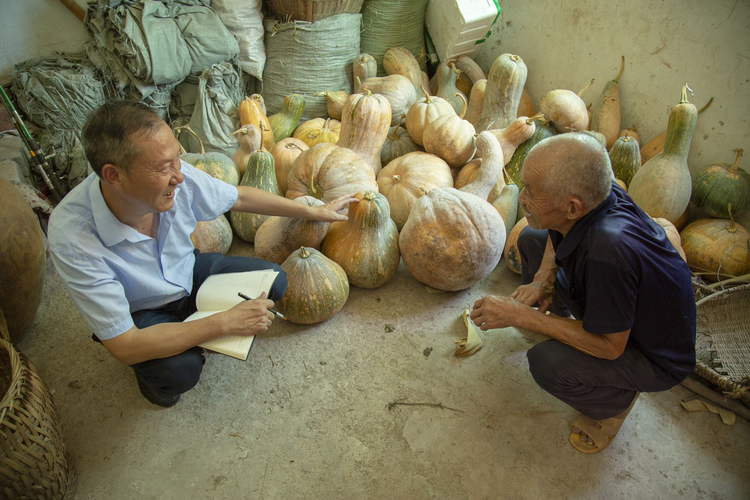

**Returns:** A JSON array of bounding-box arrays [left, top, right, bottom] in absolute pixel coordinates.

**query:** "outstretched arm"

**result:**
[[511, 235, 558, 313], [232, 186, 357, 222]]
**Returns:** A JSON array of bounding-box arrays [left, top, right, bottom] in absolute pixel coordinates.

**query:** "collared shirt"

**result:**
[[48, 161, 238, 341], [548, 183, 696, 380]]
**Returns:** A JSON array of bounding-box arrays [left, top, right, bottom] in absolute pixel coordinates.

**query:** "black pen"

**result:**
[[238, 292, 286, 320]]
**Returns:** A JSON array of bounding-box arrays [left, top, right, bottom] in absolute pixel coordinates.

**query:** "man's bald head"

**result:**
[[524, 133, 612, 210]]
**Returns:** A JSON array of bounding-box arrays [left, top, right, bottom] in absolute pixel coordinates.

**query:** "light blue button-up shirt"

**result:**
[[48, 161, 239, 340]]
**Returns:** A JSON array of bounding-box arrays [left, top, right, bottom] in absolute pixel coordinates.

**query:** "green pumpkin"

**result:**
[[280, 247, 350, 324], [582, 130, 607, 149], [230, 137, 280, 243], [609, 135, 641, 187], [505, 119, 556, 188], [268, 94, 306, 142], [381, 120, 421, 167], [691, 149, 750, 219], [176, 125, 239, 185]]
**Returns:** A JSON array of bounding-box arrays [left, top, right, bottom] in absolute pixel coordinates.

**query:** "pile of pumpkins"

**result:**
[[183, 48, 750, 324]]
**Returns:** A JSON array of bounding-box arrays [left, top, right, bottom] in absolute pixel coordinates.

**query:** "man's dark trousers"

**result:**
[[126, 251, 287, 399], [517, 227, 680, 420]]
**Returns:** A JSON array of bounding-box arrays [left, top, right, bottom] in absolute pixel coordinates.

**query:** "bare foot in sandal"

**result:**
[[569, 392, 639, 453]]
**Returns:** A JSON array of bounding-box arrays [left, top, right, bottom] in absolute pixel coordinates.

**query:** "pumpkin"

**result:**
[[191, 216, 233, 255], [517, 88, 536, 118], [314, 90, 349, 121], [280, 247, 350, 324], [540, 78, 595, 133], [619, 125, 640, 145], [477, 53, 527, 132], [0, 178, 46, 342], [591, 56, 625, 149], [583, 130, 607, 149], [615, 179, 628, 191], [652, 217, 687, 262], [353, 53, 377, 87], [377, 151, 454, 230], [176, 125, 239, 186], [504, 217, 529, 274], [381, 118, 421, 167], [336, 89, 392, 175], [321, 191, 400, 288], [254, 196, 331, 264], [641, 97, 712, 164], [239, 94, 275, 151], [435, 63, 467, 116], [464, 79, 487, 128], [404, 85, 456, 146], [609, 135, 641, 188], [383, 46, 423, 95], [455, 55, 486, 85], [680, 216, 750, 282], [505, 119, 557, 188], [230, 125, 261, 176], [359, 74, 416, 126], [629, 84, 697, 223], [293, 118, 341, 148], [268, 94, 306, 142], [691, 148, 750, 219], [489, 114, 541, 166], [270, 138, 308, 195], [399, 131, 506, 291], [230, 126, 280, 243], [423, 93, 476, 168], [286, 143, 378, 202]]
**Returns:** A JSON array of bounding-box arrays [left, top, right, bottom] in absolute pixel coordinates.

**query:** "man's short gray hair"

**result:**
[[530, 133, 612, 209]]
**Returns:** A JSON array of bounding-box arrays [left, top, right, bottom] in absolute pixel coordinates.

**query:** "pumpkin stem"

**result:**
[[392, 174, 401, 183], [258, 123, 268, 153], [323, 118, 331, 131], [578, 78, 595, 98], [308, 166, 323, 199], [299, 247, 310, 259], [729, 148, 744, 173], [680, 83, 695, 104], [727, 204, 737, 233], [179, 125, 205, 155], [286, 142, 302, 152], [698, 97, 713, 114], [614, 56, 625, 83], [355, 76, 362, 90], [526, 112, 545, 125], [362, 191, 376, 201], [172, 125, 188, 155], [510, 54, 521, 63], [456, 92, 468, 120], [389, 116, 405, 140], [420, 84, 432, 103], [450, 62, 461, 76]]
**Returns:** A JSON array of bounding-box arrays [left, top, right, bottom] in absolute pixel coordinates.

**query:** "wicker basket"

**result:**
[[267, 0, 364, 22], [0, 334, 76, 498], [695, 283, 750, 407]]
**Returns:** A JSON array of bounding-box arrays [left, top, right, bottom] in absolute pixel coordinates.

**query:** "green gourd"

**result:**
[[609, 135, 642, 188], [176, 125, 239, 186], [629, 84, 697, 223], [582, 130, 607, 149], [268, 94, 306, 142], [381, 119, 421, 167], [435, 63, 467, 116], [477, 53, 527, 132], [230, 126, 281, 242], [691, 149, 750, 218], [505, 119, 557, 188]]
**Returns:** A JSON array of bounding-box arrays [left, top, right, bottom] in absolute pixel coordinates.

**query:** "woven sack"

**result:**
[[211, 0, 266, 80], [262, 13, 361, 119], [267, 0, 364, 22], [0, 315, 76, 498], [360, 0, 428, 75]]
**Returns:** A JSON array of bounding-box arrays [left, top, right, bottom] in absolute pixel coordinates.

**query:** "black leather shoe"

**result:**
[[134, 371, 180, 408]]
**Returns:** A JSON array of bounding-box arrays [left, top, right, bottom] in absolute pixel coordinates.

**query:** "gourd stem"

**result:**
[[355, 76, 362, 90], [727, 204, 736, 233], [175, 124, 205, 154], [526, 112, 545, 124], [286, 143, 302, 151], [362, 191, 376, 201], [299, 247, 310, 259], [258, 123, 268, 153], [729, 148, 744, 173], [420, 84, 432, 103], [614, 56, 625, 83], [456, 93, 468, 120], [698, 97, 713, 114], [323, 118, 331, 131], [578, 78, 595, 97], [392, 174, 401, 183], [172, 125, 187, 155], [510, 54, 521, 63], [680, 84, 691, 104], [389, 119, 403, 140]]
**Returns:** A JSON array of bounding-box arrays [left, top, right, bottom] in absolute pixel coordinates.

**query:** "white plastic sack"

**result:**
[[211, 0, 265, 80]]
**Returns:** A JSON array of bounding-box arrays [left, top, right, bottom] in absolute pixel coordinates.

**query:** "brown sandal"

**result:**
[[569, 392, 639, 454]]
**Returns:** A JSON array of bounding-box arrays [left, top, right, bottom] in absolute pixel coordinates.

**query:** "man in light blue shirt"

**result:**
[[49, 101, 355, 407]]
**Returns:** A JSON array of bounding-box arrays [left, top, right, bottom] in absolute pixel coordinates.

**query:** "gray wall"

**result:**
[[476, 0, 750, 192]]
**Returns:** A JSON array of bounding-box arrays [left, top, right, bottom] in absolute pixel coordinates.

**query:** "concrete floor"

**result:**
[[19, 238, 750, 499]]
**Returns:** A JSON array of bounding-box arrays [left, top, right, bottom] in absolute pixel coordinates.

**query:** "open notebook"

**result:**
[[184, 270, 279, 360]]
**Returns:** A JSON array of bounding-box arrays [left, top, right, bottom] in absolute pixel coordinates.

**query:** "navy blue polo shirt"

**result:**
[[548, 183, 696, 381]]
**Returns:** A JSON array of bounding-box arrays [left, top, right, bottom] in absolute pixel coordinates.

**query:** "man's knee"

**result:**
[[518, 226, 547, 260], [268, 264, 287, 302], [139, 348, 205, 395], [527, 341, 572, 391]]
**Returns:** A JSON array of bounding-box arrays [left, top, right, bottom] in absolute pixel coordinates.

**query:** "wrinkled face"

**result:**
[[118, 121, 184, 214], [518, 151, 568, 231]]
